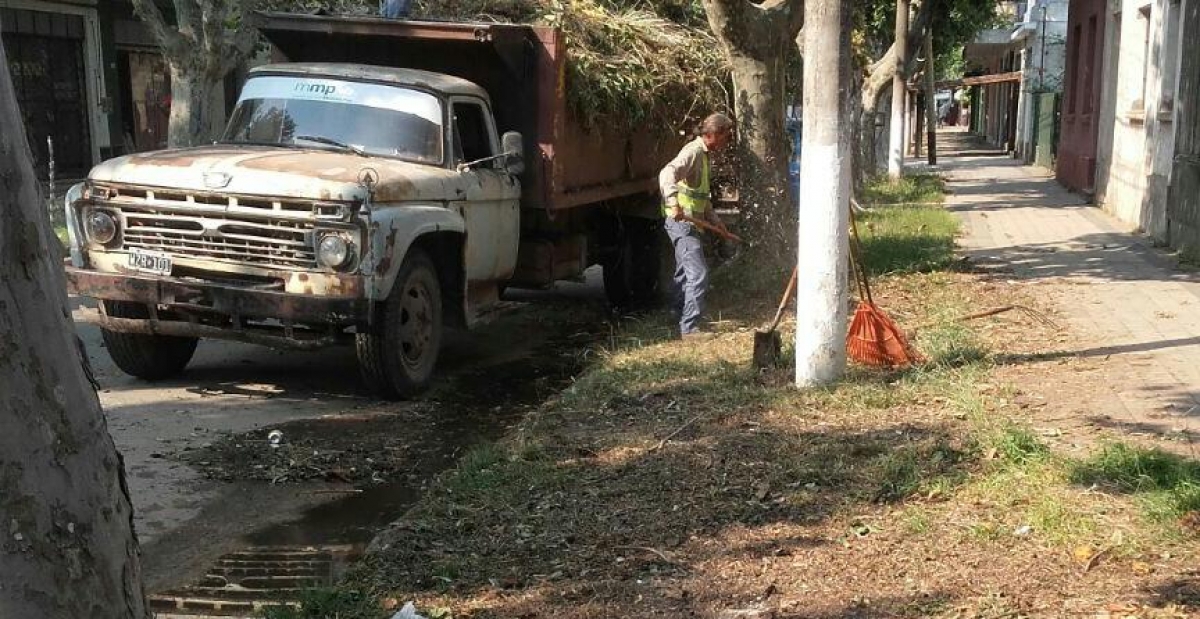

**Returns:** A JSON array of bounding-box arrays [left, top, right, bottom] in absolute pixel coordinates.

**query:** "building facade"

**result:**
[[1057, 0, 1198, 253], [1, 0, 175, 181], [1093, 0, 1187, 241], [1056, 0, 1106, 193], [1012, 0, 1069, 165]]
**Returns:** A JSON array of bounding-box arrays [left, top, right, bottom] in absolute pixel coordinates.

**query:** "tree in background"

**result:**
[[130, 0, 262, 147], [702, 0, 804, 264], [131, 0, 376, 147], [851, 0, 998, 181], [0, 46, 149, 619]]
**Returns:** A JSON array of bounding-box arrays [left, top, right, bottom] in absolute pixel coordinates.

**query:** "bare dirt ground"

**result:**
[[72, 274, 609, 595]]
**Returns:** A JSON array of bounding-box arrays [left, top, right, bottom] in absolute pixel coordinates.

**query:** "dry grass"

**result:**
[[412, 0, 726, 130], [273, 181, 1200, 619]]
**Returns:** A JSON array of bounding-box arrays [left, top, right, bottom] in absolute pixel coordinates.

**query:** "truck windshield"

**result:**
[[222, 76, 444, 165]]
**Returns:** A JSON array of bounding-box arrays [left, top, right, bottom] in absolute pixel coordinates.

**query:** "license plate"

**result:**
[[127, 248, 173, 276]]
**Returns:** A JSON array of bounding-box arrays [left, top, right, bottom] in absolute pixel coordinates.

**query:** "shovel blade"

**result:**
[[752, 329, 782, 368]]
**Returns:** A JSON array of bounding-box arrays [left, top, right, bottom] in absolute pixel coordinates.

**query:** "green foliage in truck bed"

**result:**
[[415, 0, 729, 132]]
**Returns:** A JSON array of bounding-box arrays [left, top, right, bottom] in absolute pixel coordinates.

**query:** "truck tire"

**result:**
[[100, 301, 198, 380], [603, 217, 664, 311], [356, 249, 443, 399]]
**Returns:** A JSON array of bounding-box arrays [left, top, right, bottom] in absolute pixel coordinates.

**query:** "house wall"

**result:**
[[1014, 0, 1069, 162], [1165, 0, 1200, 253], [0, 0, 108, 176], [1057, 0, 1107, 193], [1095, 0, 1185, 239], [3, 0, 246, 180], [1140, 0, 1185, 240], [1096, 0, 1149, 230]]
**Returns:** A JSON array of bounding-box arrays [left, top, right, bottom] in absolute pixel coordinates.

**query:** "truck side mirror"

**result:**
[[502, 131, 524, 176]]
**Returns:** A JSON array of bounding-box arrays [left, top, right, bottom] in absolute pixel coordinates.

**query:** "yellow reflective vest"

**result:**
[[665, 146, 711, 217]]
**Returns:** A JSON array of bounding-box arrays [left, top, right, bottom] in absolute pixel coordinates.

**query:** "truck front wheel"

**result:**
[[356, 249, 443, 399], [100, 301, 198, 380]]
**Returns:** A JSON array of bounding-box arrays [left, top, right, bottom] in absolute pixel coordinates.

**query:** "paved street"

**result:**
[[934, 129, 1200, 452]]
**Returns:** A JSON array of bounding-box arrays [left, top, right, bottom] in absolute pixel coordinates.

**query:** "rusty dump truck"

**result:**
[[64, 12, 682, 398]]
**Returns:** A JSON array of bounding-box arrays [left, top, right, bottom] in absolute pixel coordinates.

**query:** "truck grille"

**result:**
[[97, 186, 339, 270]]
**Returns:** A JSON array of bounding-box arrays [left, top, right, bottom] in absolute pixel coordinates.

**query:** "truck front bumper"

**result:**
[[67, 268, 368, 349]]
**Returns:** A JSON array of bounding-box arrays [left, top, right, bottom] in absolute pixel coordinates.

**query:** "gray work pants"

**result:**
[[665, 218, 709, 335]]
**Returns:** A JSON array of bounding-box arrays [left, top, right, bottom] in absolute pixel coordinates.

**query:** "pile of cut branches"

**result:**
[[415, 0, 729, 130]]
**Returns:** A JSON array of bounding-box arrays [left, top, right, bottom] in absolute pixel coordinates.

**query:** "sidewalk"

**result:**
[[925, 129, 1200, 453]]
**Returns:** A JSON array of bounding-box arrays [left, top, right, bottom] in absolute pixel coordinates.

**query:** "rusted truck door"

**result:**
[[450, 97, 520, 283]]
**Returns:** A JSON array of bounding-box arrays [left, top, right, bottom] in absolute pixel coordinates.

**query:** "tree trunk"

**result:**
[[795, 0, 850, 387], [702, 0, 802, 267], [924, 32, 938, 164], [887, 0, 909, 178], [168, 65, 227, 148], [849, 61, 867, 194], [858, 85, 885, 183], [0, 48, 149, 619], [729, 51, 795, 261]]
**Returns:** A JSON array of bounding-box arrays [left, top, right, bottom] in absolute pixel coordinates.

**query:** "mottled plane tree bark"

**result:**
[[0, 45, 149, 619], [702, 0, 804, 263], [130, 0, 262, 147]]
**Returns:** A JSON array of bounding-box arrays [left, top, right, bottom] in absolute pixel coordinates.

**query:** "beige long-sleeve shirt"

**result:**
[[659, 138, 709, 209]]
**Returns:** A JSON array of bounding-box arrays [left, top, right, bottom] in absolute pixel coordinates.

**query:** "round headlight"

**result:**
[[317, 234, 351, 268], [85, 210, 118, 245]]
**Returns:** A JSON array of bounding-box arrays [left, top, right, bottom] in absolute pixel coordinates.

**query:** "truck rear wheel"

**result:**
[[100, 301, 198, 380], [603, 217, 665, 311], [356, 249, 443, 399]]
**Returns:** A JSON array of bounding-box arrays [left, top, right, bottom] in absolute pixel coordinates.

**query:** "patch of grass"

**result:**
[[967, 521, 1004, 541], [873, 440, 969, 502], [918, 321, 990, 368], [53, 223, 68, 246], [987, 425, 1051, 467], [862, 173, 947, 206], [1070, 443, 1200, 522], [443, 443, 563, 503], [259, 588, 381, 619], [858, 174, 958, 275], [956, 428, 1109, 546], [902, 509, 931, 535], [858, 206, 960, 275], [1027, 495, 1098, 543]]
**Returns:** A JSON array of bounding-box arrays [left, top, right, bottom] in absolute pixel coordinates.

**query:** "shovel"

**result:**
[[679, 215, 744, 243], [752, 267, 798, 368]]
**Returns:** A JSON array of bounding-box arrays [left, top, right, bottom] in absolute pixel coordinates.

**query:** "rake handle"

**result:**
[[847, 207, 874, 305], [766, 267, 798, 333], [680, 214, 743, 243]]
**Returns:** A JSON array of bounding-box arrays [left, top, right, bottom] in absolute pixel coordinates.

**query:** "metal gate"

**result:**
[[0, 8, 92, 180], [1167, 1, 1200, 253]]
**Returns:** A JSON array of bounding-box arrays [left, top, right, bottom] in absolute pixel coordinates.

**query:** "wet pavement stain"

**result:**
[[148, 307, 604, 612]]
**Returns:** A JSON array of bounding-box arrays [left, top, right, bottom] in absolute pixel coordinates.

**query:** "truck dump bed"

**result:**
[[256, 12, 678, 212]]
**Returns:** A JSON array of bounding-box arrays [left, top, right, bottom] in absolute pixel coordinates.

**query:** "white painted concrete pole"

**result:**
[[796, 0, 850, 387], [887, 0, 909, 178]]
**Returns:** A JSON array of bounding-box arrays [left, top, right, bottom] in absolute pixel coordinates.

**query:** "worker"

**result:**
[[659, 112, 735, 337]]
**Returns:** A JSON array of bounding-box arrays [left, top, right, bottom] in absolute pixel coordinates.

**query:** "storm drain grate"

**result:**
[[149, 547, 334, 616]]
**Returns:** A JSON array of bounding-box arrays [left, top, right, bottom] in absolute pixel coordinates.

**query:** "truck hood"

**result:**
[[88, 145, 458, 203]]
